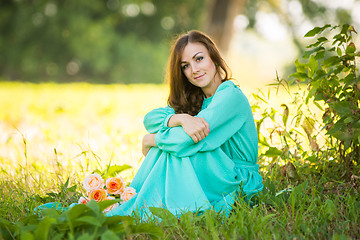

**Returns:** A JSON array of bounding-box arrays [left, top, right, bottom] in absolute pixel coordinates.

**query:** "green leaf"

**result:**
[[76, 233, 93, 240], [313, 69, 327, 81], [327, 121, 353, 143], [75, 216, 102, 227], [148, 207, 178, 227], [86, 200, 100, 214], [345, 43, 356, 54], [39, 208, 60, 219], [0, 218, 17, 238], [51, 233, 65, 240], [337, 47, 342, 56], [101, 230, 120, 240], [330, 101, 353, 117], [20, 230, 35, 240], [307, 37, 328, 48], [35, 217, 56, 240], [252, 93, 268, 104], [341, 24, 350, 34], [305, 155, 317, 163], [104, 215, 133, 225], [307, 55, 319, 77], [333, 33, 346, 46], [313, 101, 324, 111], [106, 164, 132, 177], [281, 104, 289, 127], [307, 80, 321, 100], [323, 56, 340, 67], [99, 199, 120, 212], [289, 72, 308, 81], [264, 147, 283, 158], [304, 25, 331, 37], [61, 177, 70, 191], [344, 117, 353, 124], [130, 222, 164, 239], [68, 204, 91, 220], [315, 50, 325, 60], [294, 59, 306, 72], [305, 27, 322, 37], [303, 46, 325, 59]]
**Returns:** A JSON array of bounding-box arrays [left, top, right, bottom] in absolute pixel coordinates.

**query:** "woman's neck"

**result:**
[[202, 74, 222, 98]]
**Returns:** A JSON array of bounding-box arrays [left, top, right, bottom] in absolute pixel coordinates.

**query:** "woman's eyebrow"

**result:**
[[181, 52, 203, 64], [192, 52, 203, 59]]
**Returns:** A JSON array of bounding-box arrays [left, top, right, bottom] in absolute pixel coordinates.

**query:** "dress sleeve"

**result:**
[[143, 106, 175, 133], [155, 81, 252, 157]]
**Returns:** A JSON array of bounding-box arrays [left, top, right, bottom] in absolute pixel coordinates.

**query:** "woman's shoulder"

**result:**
[[216, 80, 245, 98]]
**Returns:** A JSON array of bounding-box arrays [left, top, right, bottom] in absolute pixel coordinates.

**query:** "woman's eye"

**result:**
[[196, 56, 203, 62], [181, 64, 189, 70]]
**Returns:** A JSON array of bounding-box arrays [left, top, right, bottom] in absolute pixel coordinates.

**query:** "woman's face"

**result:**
[[180, 42, 221, 94]]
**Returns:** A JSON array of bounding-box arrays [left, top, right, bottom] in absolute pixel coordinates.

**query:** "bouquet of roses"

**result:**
[[78, 173, 136, 213]]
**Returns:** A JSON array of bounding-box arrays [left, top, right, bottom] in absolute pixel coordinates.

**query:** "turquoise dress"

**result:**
[[106, 81, 263, 218]]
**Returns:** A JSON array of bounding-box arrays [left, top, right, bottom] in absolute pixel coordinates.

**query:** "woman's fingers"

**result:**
[[191, 126, 208, 143], [179, 115, 210, 143], [201, 118, 210, 132]]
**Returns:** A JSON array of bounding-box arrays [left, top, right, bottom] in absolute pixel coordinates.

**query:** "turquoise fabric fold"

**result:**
[[106, 81, 263, 219]]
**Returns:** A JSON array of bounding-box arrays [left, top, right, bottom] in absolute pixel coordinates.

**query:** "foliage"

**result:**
[[250, 24, 360, 184], [290, 24, 360, 172], [251, 78, 323, 183], [0, 199, 163, 239], [1, 178, 359, 239], [0, 0, 206, 83]]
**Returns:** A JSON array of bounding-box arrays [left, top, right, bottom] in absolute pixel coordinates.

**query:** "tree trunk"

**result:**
[[203, 0, 247, 55]]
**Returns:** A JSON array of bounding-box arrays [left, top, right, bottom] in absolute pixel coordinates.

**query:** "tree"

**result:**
[[203, 0, 248, 53]]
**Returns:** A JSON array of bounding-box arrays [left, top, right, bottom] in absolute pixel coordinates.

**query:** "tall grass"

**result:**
[[0, 82, 359, 239]]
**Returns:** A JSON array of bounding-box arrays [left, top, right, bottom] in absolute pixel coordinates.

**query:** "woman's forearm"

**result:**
[[167, 114, 188, 128], [143, 134, 156, 147], [142, 133, 156, 156], [167, 114, 209, 143]]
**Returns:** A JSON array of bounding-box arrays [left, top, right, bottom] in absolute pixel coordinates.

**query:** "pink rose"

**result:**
[[78, 196, 90, 204], [106, 176, 125, 195], [88, 188, 107, 202], [121, 187, 136, 202], [83, 173, 104, 191], [103, 196, 120, 213]]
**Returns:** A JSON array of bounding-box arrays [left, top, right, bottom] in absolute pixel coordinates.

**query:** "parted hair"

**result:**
[[167, 30, 231, 116]]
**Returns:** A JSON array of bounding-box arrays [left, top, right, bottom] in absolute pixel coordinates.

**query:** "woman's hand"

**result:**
[[142, 134, 156, 156], [168, 114, 210, 143]]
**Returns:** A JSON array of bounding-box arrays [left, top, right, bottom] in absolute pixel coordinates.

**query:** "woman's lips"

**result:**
[[195, 73, 205, 79]]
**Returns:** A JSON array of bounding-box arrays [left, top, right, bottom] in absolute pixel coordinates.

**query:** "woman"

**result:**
[[106, 30, 263, 218]]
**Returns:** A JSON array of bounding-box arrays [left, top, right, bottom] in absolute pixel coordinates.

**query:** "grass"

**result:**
[[0, 82, 359, 239]]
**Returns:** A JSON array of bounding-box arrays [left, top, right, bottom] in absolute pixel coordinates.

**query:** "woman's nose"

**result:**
[[191, 63, 199, 73]]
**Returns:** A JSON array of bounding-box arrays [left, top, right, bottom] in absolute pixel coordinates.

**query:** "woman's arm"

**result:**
[[142, 133, 156, 156], [142, 113, 209, 156], [155, 81, 255, 157], [143, 106, 175, 133], [168, 114, 210, 143], [143, 103, 210, 143]]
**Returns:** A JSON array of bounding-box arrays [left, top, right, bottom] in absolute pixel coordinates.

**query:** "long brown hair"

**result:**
[[167, 30, 231, 116]]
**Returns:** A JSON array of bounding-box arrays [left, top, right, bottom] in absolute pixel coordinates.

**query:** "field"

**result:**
[[0, 82, 359, 239]]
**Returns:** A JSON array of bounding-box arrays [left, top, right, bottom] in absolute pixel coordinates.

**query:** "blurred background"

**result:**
[[1, 0, 360, 88]]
